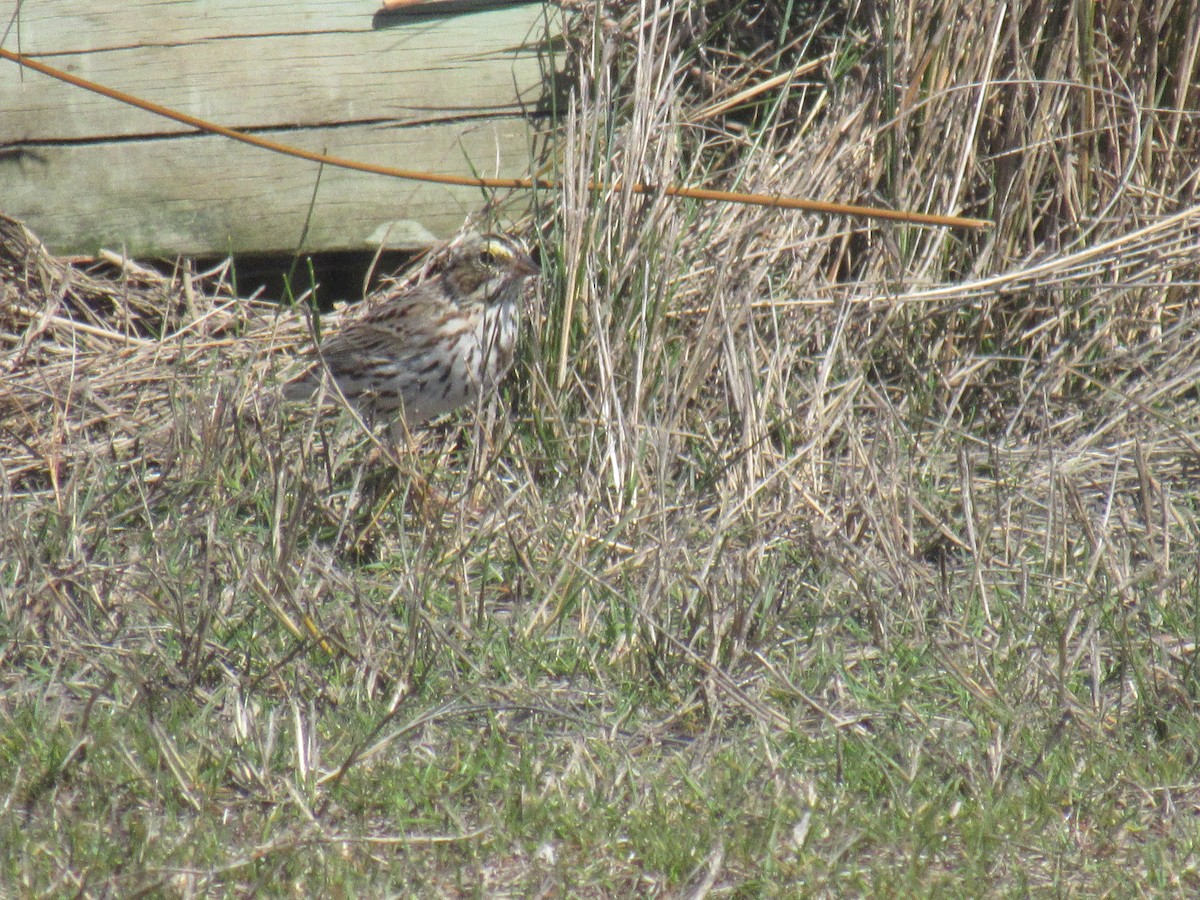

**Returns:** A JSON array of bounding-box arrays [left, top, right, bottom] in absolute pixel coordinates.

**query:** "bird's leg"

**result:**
[[383, 421, 456, 524]]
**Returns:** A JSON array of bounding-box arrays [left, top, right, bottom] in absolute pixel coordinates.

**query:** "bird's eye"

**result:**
[[478, 241, 513, 267]]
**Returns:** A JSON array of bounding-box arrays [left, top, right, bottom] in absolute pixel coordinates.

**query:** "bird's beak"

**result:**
[[513, 252, 540, 277]]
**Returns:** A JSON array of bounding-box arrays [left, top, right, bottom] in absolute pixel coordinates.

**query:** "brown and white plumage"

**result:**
[[283, 233, 538, 435]]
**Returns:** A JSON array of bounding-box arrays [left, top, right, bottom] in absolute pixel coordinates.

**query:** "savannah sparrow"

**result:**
[[283, 232, 539, 438]]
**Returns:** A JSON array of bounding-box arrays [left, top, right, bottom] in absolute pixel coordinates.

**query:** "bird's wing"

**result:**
[[310, 283, 454, 374]]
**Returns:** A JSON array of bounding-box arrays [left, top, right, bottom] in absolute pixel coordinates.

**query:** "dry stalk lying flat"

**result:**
[[0, 213, 314, 496]]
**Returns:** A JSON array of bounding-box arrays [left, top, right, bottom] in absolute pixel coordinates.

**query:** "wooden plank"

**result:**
[[1, 120, 535, 256], [0, 1, 559, 257], [1, 5, 553, 139], [3, 1, 539, 51]]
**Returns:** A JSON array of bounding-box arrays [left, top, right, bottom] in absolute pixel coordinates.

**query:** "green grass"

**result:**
[[5, 401, 1200, 894]]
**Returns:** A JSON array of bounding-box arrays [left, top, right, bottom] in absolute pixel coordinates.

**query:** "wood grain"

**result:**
[[0, 1, 557, 256], [3, 120, 534, 256]]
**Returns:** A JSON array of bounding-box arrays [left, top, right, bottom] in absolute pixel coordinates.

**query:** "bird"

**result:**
[[282, 232, 539, 441]]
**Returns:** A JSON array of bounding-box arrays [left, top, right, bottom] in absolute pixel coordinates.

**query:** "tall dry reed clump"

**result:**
[[528, 0, 1200, 653]]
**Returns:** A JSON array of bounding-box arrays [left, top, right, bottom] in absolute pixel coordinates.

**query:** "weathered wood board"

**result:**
[[0, 0, 559, 257]]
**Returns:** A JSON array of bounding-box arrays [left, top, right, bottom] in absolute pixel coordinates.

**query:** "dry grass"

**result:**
[[5, 0, 1200, 895]]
